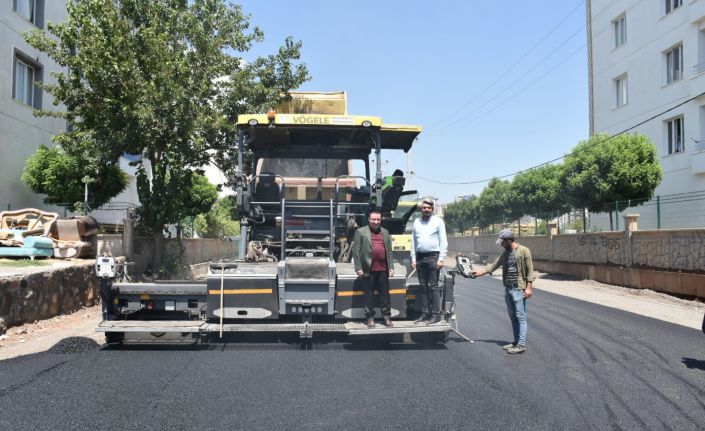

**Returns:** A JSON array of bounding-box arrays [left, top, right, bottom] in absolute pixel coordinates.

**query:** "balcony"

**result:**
[[693, 62, 705, 77], [692, 140, 705, 175]]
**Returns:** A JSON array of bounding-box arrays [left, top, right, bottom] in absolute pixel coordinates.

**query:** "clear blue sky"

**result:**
[[238, 0, 589, 204]]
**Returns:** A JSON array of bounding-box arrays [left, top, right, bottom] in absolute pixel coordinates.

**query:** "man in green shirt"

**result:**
[[473, 229, 534, 354]]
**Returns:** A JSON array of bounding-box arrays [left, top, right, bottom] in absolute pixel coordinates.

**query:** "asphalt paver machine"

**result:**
[[96, 92, 473, 343]]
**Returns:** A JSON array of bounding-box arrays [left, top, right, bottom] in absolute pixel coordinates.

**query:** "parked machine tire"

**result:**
[[410, 331, 448, 344], [105, 332, 124, 344]]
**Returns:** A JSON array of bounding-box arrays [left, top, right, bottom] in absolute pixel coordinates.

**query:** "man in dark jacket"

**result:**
[[352, 209, 395, 328]]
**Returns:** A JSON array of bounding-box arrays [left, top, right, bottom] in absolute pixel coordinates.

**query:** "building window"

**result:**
[[666, 117, 684, 154], [666, 44, 683, 84], [13, 53, 42, 109], [665, 0, 682, 14], [613, 15, 626, 48], [13, 0, 44, 28], [615, 75, 627, 107]]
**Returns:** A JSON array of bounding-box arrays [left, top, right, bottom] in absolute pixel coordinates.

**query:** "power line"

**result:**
[[415, 90, 705, 185], [426, 0, 586, 131], [427, 28, 586, 136], [427, 43, 586, 137]]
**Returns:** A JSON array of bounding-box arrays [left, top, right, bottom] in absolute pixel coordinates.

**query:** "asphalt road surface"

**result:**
[[1, 276, 704, 430]]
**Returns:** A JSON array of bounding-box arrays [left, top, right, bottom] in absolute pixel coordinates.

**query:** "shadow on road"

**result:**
[[471, 339, 512, 347], [681, 357, 705, 371], [98, 332, 452, 352]]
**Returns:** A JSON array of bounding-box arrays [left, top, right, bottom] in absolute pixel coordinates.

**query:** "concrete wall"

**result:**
[[96, 234, 239, 275], [449, 227, 705, 299]]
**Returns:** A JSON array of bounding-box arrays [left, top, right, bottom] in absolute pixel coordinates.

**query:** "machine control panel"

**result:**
[[95, 256, 117, 279]]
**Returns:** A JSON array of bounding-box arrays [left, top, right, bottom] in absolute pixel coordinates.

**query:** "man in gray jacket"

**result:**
[[352, 210, 395, 328], [473, 228, 534, 354]]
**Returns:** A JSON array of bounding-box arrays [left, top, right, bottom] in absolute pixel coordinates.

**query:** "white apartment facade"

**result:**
[[1, 2, 243, 221], [589, 0, 705, 201], [1, 1, 142, 218], [0, 0, 68, 211]]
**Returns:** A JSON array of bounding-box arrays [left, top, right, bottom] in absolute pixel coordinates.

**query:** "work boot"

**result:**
[[414, 314, 430, 324], [426, 315, 444, 325], [366, 317, 375, 329], [502, 343, 518, 351], [383, 316, 393, 327]]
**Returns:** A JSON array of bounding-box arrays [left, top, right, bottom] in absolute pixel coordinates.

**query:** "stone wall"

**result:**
[[554, 232, 626, 265], [449, 227, 705, 299], [631, 229, 705, 272], [0, 261, 98, 330], [0, 236, 239, 332]]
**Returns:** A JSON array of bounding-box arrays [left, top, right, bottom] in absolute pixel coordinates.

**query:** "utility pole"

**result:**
[[82, 175, 91, 214]]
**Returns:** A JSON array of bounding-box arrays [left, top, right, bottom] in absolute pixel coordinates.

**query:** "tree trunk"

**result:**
[[152, 231, 163, 276]]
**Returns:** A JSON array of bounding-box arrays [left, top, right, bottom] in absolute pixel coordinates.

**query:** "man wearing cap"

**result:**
[[472, 228, 534, 354], [411, 198, 448, 325]]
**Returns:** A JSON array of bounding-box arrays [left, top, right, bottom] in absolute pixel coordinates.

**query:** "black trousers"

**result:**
[[416, 252, 441, 316], [363, 271, 391, 318], [100, 278, 112, 320]]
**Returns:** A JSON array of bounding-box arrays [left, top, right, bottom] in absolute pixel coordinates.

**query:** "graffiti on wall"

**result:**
[[578, 235, 621, 250]]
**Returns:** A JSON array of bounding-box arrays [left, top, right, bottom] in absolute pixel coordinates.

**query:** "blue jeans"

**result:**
[[504, 286, 527, 346]]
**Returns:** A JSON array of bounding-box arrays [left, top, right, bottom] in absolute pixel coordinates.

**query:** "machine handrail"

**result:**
[[334, 175, 371, 204], [279, 198, 336, 260]]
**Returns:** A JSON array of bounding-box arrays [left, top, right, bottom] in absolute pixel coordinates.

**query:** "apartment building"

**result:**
[[0, 1, 69, 210], [589, 0, 705, 201]]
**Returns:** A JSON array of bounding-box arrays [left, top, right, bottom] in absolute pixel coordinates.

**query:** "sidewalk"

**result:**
[[530, 272, 705, 330]]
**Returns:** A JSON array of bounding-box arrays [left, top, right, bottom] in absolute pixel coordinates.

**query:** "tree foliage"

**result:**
[[510, 163, 568, 216], [477, 178, 518, 227], [195, 196, 240, 239], [452, 133, 662, 231], [25, 0, 308, 271], [444, 196, 479, 233], [562, 133, 663, 212], [21, 145, 128, 210]]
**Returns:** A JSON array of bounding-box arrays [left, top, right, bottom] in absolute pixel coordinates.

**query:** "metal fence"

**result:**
[[462, 190, 705, 235], [587, 191, 705, 231]]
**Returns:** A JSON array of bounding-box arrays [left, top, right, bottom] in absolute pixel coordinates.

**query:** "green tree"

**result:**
[[477, 178, 518, 231], [182, 173, 219, 219], [25, 0, 309, 272], [510, 164, 568, 217], [562, 133, 662, 229], [139, 172, 218, 237], [21, 145, 128, 211], [444, 195, 478, 234], [195, 196, 240, 239]]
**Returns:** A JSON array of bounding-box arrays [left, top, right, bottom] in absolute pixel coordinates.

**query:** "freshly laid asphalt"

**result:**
[[1, 275, 704, 430]]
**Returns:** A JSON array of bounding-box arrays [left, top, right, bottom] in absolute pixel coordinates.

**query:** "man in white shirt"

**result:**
[[410, 198, 448, 325]]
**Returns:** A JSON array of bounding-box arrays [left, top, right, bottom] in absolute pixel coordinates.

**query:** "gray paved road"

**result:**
[[1, 276, 704, 430]]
